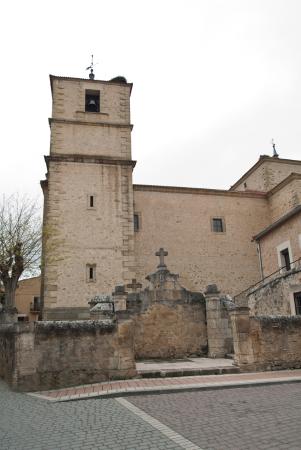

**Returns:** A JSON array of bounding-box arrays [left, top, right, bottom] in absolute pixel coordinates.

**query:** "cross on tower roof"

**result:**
[[126, 279, 142, 292], [155, 248, 168, 269]]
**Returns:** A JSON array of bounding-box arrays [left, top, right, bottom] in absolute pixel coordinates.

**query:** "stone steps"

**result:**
[[137, 366, 240, 379]]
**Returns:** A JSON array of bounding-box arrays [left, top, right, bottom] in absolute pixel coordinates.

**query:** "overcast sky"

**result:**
[[1, 0, 301, 202]]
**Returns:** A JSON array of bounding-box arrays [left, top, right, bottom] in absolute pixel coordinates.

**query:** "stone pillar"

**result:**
[[229, 306, 255, 369], [205, 284, 230, 358], [112, 286, 128, 311]]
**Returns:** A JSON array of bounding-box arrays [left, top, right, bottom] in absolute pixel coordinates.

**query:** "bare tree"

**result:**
[[0, 195, 42, 311]]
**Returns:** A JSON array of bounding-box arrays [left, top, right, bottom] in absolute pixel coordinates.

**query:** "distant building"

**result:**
[[41, 74, 301, 320], [14, 276, 41, 321]]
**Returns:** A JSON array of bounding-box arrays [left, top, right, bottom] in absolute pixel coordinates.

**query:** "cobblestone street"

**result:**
[[1, 379, 301, 450], [129, 383, 301, 450]]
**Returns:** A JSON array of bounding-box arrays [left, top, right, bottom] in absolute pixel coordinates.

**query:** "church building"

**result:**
[[40, 73, 301, 320]]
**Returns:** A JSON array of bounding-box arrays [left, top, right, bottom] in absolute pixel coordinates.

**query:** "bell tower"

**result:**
[[41, 73, 136, 319]]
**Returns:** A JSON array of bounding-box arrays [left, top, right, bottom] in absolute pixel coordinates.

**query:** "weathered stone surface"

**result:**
[[0, 319, 136, 392], [205, 288, 233, 358], [230, 307, 301, 371], [247, 268, 301, 316], [133, 301, 207, 359]]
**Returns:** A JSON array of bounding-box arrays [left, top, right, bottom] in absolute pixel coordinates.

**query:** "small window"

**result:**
[[294, 292, 301, 315], [85, 90, 100, 112], [280, 248, 291, 271], [87, 194, 96, 209], [212, 218, 224, 233], [134, 214, 140, 232], [86, 264, 96, 282]]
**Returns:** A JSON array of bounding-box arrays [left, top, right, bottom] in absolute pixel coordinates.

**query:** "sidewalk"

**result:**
[[29, 369, 301, 402]]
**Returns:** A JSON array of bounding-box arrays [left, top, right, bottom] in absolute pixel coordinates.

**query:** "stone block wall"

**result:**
[[231, 307, 301, 371], [0, 320, 136, 392], [133, 300, 207, 359], [133, 186, 269, 296], [242, 267, 301, 316]]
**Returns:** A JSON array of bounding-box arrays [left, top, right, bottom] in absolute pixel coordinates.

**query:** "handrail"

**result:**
[[234, 256, 301, 300]]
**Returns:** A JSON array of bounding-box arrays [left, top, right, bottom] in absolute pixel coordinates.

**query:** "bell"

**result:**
[[88, 99, 96, 107], [87, 98, 97, 112]]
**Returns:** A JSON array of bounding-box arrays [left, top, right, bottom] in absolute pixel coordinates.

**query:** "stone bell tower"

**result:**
[[41, 73, 136, 320]]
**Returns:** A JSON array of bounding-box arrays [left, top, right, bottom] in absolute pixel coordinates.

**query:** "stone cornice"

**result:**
[[229, 156, 301, 191], [49, 118, 133, 130], [253, 204, 301, 241], [50, 74, 133, 95], [266, 173, 301, 197], [133, 184, 266, 199], [45, 154, 136, 169]]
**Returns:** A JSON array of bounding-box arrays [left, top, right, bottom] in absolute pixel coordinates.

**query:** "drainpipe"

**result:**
[[257, 240, 264, 280]]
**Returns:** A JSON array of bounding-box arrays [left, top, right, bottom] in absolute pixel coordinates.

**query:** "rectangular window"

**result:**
[[294, 292, 301, 315], [87, 194, 96, 209], [212, 217, 224, 233], [280, 248, 291, 271], [134, 214, 140, 232], [86, 264, 96, 282], [85, 90, 100, 112]]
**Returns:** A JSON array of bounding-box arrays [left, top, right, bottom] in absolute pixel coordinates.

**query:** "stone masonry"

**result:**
[[41, 73, 301, 318], [230, 306, 301, 371], [0, 319, 136, 392]]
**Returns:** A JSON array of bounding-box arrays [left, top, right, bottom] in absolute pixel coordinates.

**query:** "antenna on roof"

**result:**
[[86, 54, 95, 80], [271, 139, 279, 158]]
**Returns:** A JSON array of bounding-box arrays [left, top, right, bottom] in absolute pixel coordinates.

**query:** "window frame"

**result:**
[[85, 90, 100, 113], [87, 194, 96, 210], [294, 291, 301, 315], [211, 217, 226, 233], [86, 264, 96, 283]]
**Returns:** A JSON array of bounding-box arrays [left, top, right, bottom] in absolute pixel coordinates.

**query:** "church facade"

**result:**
[[41, 74, 301, 320]]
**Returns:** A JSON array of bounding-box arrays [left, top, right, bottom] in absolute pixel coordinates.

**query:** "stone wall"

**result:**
[[259, 213, 301, 277], [232, 157, 301, 192], [231, 307, 301, 371], [0, 320, 136, 392], [267, 174, 301, 222], [132, 297, 207, 359], [133, 186, 269, 296], [246, 267, 301, 316]]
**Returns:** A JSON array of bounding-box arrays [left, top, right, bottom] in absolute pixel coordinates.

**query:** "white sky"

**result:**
[[1, 0, 301, 203]]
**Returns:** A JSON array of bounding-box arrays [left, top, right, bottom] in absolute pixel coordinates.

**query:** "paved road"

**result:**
[[0, 379, 301, 449], [0, 381, 180, 450], [129, 383, 301, 450]]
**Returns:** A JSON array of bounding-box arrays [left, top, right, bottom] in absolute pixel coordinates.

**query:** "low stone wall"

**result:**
[[133, 300, 207, 359], [231, 307, 301, 371], [0, 319, 136, 392]]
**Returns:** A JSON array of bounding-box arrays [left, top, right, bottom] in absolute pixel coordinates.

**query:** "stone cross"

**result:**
[[126, 279, 142, 292], [155, 247, 168, 269]]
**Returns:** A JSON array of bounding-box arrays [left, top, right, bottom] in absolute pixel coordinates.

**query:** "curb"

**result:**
[[30, 376, 301, 403]]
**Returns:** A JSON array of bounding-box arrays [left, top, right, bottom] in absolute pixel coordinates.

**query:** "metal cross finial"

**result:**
[[155, 248, 168, 269], [126, 279, 142, 292], [86, 54, 95, 80], [271, 139, 279, 158]]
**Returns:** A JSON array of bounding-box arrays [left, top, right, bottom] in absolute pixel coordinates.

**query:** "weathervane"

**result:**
[[271, 139, 279, 158], [86, 54, 95, 80]]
